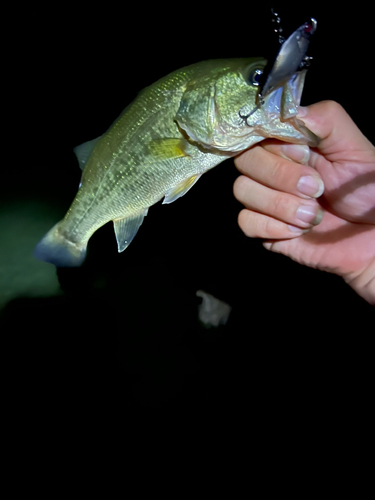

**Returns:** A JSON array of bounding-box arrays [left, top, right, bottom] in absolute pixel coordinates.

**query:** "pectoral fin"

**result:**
[[162, 174, 202, 204], [148, 138, 190, 160], [113, 209, 148, 252]]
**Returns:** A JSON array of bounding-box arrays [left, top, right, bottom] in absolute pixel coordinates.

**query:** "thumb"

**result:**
[[298, 100, 375, 224], [298, 101, 374, 163]]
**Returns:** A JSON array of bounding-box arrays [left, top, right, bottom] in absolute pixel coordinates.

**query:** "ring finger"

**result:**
[[233, 175, 323, 229]]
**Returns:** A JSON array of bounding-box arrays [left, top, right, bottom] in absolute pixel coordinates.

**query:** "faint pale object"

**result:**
[[196, 290, 232, 328]]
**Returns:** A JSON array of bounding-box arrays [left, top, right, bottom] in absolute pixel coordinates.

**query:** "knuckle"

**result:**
[[319, 100, 344, 119], [238, 209, 255, 237], [233, 175, 251, 200], [264, 216, 279, 237], [259, 152, 298, 191], [238, 209, 293, 240], [234, 145, 261, 173], [238, 209, 264, 238], [272, 192, 290, 217], [269, 158, 290, 183], [323, 100, 342, 112]]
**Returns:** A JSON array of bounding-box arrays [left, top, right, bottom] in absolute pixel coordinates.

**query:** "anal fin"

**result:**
[[113, 209, 148, 252], [162, 174, 202, 204]]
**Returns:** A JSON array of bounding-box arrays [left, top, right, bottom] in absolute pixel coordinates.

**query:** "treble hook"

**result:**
[[238, 106, 259, 127]]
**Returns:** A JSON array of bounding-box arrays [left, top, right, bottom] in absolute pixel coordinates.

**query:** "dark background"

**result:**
[[2, 2, 373, 418]]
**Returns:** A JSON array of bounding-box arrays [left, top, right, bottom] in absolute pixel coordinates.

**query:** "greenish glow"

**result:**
[[0, 200, 64, 310]]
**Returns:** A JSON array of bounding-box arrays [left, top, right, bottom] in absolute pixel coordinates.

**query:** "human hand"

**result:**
[[233, 101, 375, 305]]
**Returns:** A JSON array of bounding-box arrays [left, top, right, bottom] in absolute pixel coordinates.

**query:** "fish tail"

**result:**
[[34, 221, 87, 267]]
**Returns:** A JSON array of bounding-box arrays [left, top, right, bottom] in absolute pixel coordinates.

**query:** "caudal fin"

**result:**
[[34, 222, 87, 267]]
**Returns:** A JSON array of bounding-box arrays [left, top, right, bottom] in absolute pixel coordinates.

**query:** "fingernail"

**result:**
[[297, 106, 308, 117], [297, 175, 324, 198], [288, 225, 310, 234], [281, 144, 310, 164], [296, 205, 324, 225]]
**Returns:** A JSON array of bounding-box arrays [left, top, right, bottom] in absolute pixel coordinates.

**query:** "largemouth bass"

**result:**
[[34, 57, 318, 267]]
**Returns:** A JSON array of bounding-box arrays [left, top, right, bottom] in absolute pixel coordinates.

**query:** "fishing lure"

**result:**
[[240, 11, 317, 124]]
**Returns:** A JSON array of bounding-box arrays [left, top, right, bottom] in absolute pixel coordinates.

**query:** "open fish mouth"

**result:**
[[238, 15, 319, 147], [239, 69, 320, 148], [263, 69, 320, 147], [264, 69, 306, 121], [259, 15, 319, 146]]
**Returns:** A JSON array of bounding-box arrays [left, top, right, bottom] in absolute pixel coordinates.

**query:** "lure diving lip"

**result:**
[[256, 17, 317, 106]]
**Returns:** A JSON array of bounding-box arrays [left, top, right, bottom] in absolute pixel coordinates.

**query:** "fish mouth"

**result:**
[[265, 70, 306, 121], [251, 16, 319, 146], [264, 70, 320, 147], [240, 69, 320, 147]]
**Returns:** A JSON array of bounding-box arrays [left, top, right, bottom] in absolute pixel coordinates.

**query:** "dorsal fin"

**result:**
[[73, 135, 102, 170]]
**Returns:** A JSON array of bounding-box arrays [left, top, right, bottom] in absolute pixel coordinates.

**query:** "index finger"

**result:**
[[234, 142, 324, 199]]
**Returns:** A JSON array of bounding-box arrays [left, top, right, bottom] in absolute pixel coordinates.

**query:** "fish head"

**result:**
[[175, 57, 319, 154]]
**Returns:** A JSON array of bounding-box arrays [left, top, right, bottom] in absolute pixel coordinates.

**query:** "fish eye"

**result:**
[[247, 68, 263, 86]]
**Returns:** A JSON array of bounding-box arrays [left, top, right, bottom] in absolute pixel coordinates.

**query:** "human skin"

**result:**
[[233, 101, 375, 305]]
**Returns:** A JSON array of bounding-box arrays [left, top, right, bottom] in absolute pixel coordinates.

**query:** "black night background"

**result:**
[[2, 1, 373, 423]]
